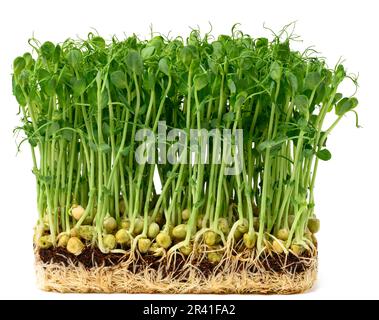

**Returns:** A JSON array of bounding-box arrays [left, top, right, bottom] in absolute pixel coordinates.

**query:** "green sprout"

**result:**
[[13, 26, 359, 259]]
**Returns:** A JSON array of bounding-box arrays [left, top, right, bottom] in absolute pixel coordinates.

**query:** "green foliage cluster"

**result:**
[[12, 27, 358, 257]]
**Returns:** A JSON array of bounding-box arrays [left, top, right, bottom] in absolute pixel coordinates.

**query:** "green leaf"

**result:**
[[286, 72, 298, 92], [256, 37, 268, 48], [332, 93, 343, 105], [227, 79, 236, 94], [51, 110, 62, 122], [143, 72, 156, 90], [276, 41, 290, 62], [297, 117, 308, 130], [294, 95, 309, 113], [314, 83, 326, 105], [336, 97, 358, 116], [53, 45, 61, 63], [71, 78, 86, 97], [66, 49, 82, 69], [223, 111, 235, 123], [29, 137, 38, 148], [257, 139, 276, 152], [87, 85, 97, 107], [13, 57, 26, 76], [240, 55, 254, 70], [110, 70, 127, 89], [141, 46, 155, 60], [207, 58, 218, 74], [158, 58, 170, 76], [88, 141, 97, 152], [37, 68, 50, 81], [102, 122, 111, 137], [47, 122, 60, 137], [58, 65, 73, 84], [100, 91, 109, 109], [304, 72, 322, 91], [98, 143, 111, 153], [120, 146, 130, 157], [236, 91, 247, 105], [179, 46, 193, 67], [40, 41, 55, 60], [316, 149, 332, 161], [44, 77, 57, 96], [211, 41, 224, 61], [270, 61, 282, 82], [210, 118, 218, 128], [91, 36, 106, 48], [13, 85, 26, 106], [303, 144, 314, 158], [148, 36, 164, 50], [334, 64, 346, 84], [62, 129, 73, 141], [19, 69, 30, 86], [126, 51, 143, 75], [23, 53, 34, 68], [194, 73, 209, 91], [139, 104, 148, 115]]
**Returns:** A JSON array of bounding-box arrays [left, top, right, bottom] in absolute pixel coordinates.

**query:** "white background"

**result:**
[[0, 0, 378, 300]]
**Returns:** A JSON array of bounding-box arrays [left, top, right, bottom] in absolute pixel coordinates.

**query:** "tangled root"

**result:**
[[35, 247, 317, 294]]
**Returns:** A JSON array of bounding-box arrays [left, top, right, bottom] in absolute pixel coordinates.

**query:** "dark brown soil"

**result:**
[[38, 246, 315, 277], [260, 251, 314, 273], [39, 246, 127, 268]]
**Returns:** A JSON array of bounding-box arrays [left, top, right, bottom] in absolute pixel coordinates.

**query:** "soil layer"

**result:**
[[38, 246, 314, 276]]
